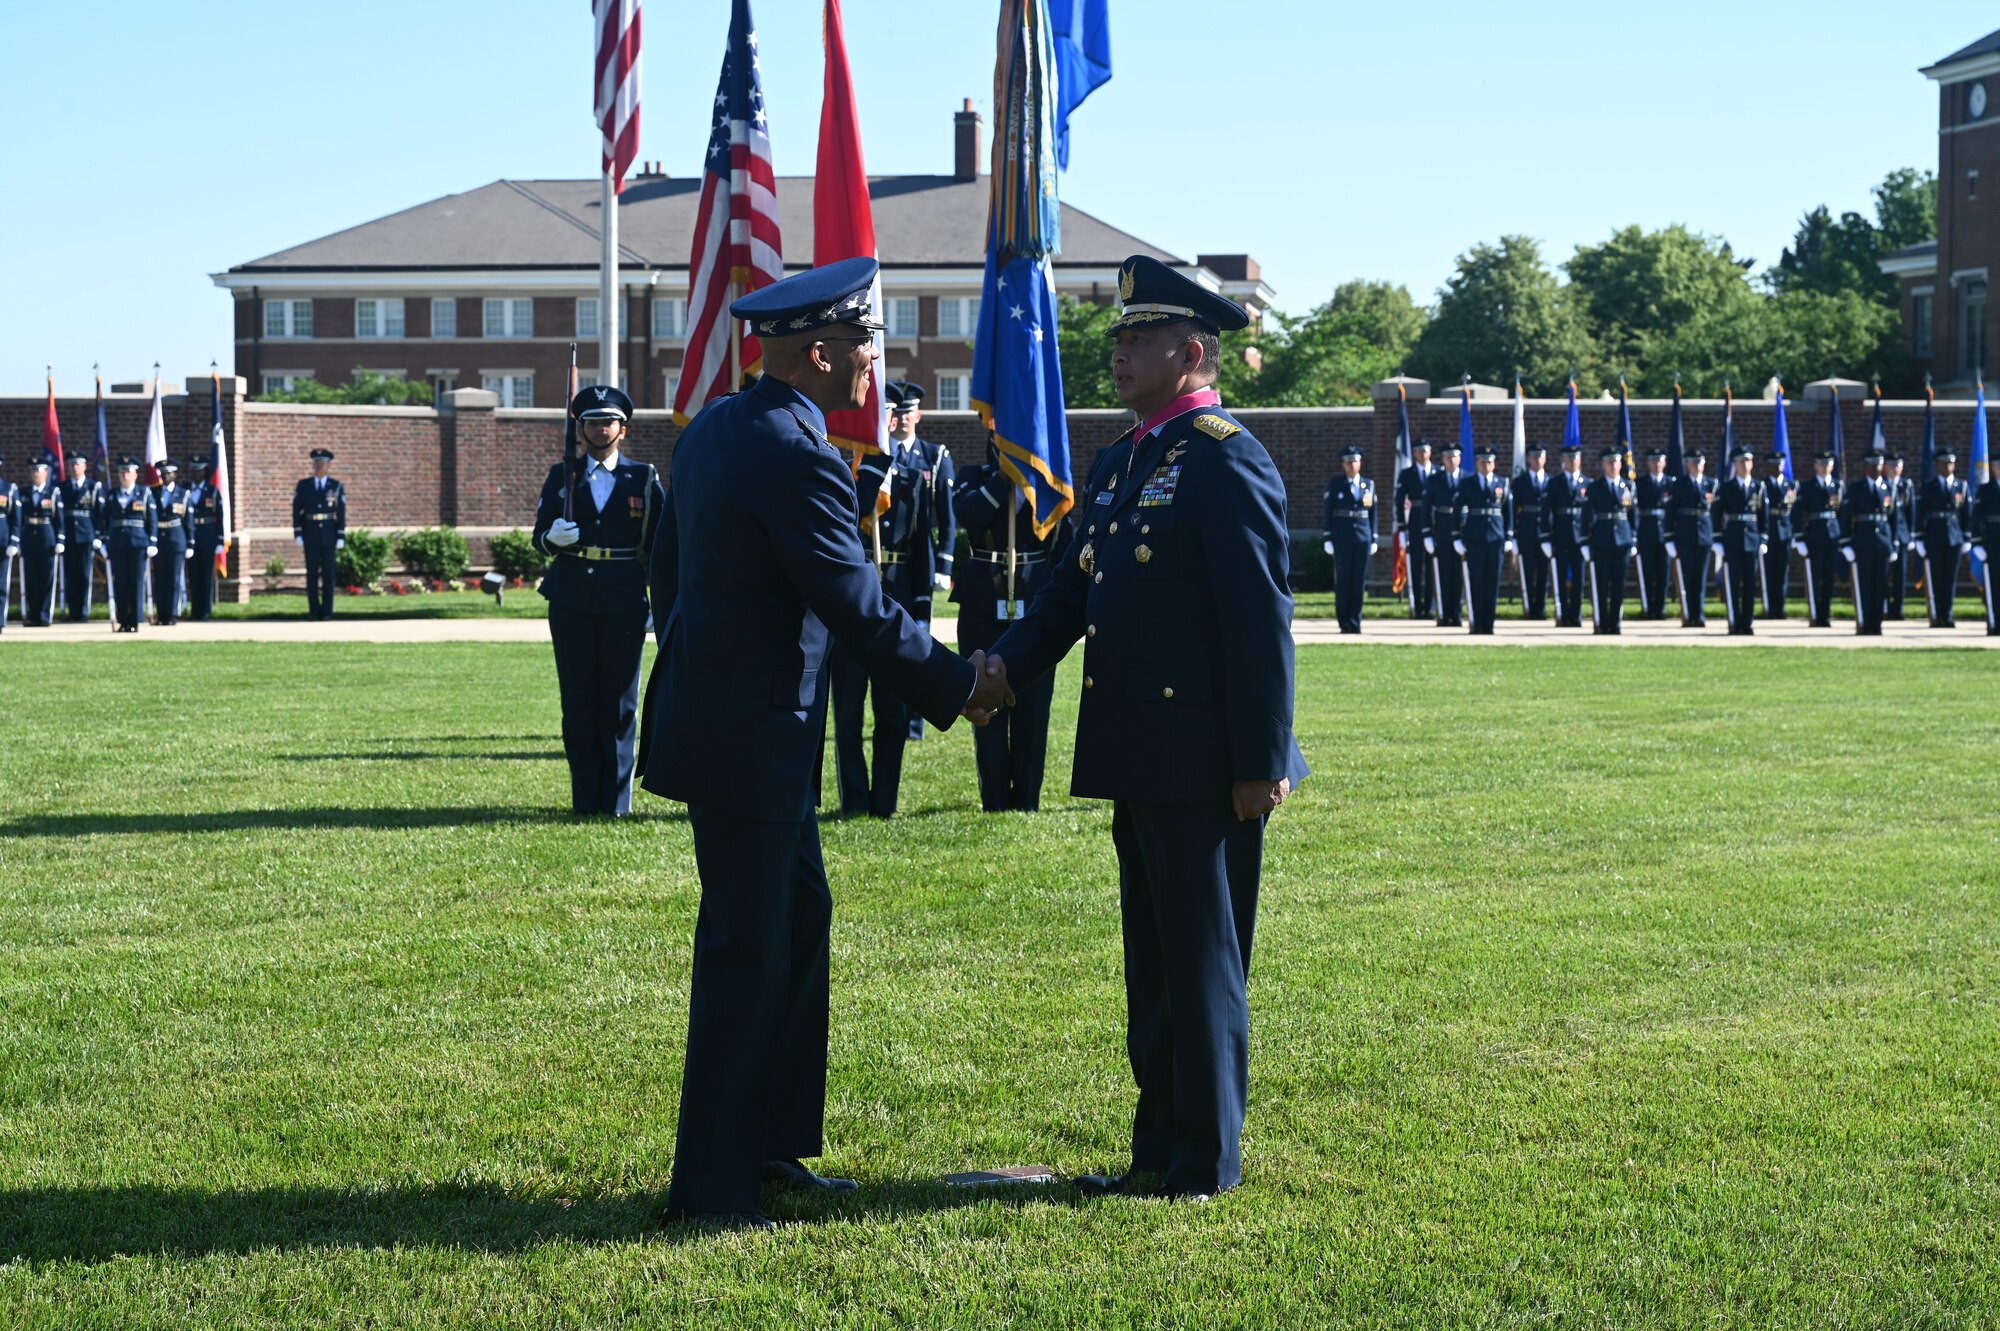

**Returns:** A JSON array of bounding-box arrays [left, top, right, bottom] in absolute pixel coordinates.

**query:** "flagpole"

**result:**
[[1006, 483, 1019, 619], [50, 362, 64, 615], [601, 170, 620, 392]]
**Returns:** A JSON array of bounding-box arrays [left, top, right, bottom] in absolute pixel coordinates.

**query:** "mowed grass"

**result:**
[[1, 642, 1996, 1329]]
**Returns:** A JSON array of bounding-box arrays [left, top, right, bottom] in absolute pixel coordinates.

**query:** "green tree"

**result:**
[[1872, 167, 1938, 250], [1411, 235, 1598, 395], [262, 371, 435, 406], [1768, 205, 1895, 301], [1565, 224, 1756, 388], [1055, 295, 1122, 409], [1639, 288, 1900, 396]]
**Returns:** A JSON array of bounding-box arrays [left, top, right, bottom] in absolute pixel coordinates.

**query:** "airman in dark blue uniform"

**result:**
[[1760, 451, 1798, 618], [1714, 446, 1766, 636], [641, 259, 996, 1229], [990, 256, 1308, 1203], [292, 448, 346, 620], [1917, 448, 1971, 628], [187, 460, 227, 620], [1971, 463, 2000, 634], [1454, 444, 1513, 634], [149, 460, 190, 625], [1424, 444, 1465, 627], [1884, 453, 1915, 620], [60, 455, 101, 623], [828, 381, 956, 817], [0, 462, 18, 630], [1547, 443, 1590, 627], [1320, 443, 1377, 633], [1839, 448, 1896, 636], [951, 448, 1071, 811], [1634, 447, 1673, 620], [1794, 452, 1841, 627], [1583, 447, 1636, 634], [1393, 439, 1435, 617], [103, 457, 157, 632], [1667, 451, 1716, 627], [532, 385, 664, 816], [16, 458, 62, 627], [1512, 443, 1552, 619]]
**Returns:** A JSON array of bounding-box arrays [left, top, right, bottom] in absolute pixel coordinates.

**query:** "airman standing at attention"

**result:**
[[1633, 446, 1673, 620], [1917, 447, 1971, 628], [1583, 447, 1635, 634], [1424, 444, 1464, 627], [60, 454, 101, 623], [1714, 445, 1767, 636], [1454, 444, 1513, 635], [1547, 442, 1590, 628], [103, 457, 157, 633], [15, 457, 63, 627], [293, 448, 346, 620], [1760, 450, 1798, 618], [1394, 439, 1435, 618], [1884, 452, 1915, 621], [1321, 443, 1377, 634], [1512, 443, 1552, 619], [1794, 451, 1841, 627], [1667, 450, 1716, 627]]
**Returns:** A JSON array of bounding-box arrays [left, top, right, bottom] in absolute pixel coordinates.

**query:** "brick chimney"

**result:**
[[954, 99, 985, 180]]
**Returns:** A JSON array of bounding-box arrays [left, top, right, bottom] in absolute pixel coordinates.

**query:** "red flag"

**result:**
[[815, 0, 887, 459], [42, 371, 63, 473]]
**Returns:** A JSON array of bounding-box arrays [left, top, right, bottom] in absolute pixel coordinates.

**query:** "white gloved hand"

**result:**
[[1582, 548, 1593, 563], [1962, 542, 1973, 555], [1758, 544, 1769, 556], [545, 519, 582, 549], [146, 545, 158, 557], [1503, 539, 1516, 554], [92, 539, 103, 552], [1665, 541, 1679, 560], [295, 536, 305, 547], [1540, 541, 1553, 559], [1888, 547, 1899, 562], [1793, 540, 1807, 557], [54, 543, 65, 555], [1452, 539, 1467, 557], [336, 538, 346, 551], [934, 572, 951, 591], [1322, 539, 1334, 556], [1975, 544, 1988, 560], [1369, 541, 1379, 556], [1423, 537, 1435, 555], [184, 547, 193, 560], [1914, 539, 1927, 559], [1841, 546, 1857, 563], [1711, 542, 1724, 557], [4, 546, 16, 557]]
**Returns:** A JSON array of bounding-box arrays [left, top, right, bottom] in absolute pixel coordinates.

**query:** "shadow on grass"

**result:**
[[0, 805, 687, 837], [0, 1178, 1087, 1260], [273, 750, 565, 762]]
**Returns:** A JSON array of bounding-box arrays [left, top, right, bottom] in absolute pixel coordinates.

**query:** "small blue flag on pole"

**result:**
[[1717, 379, 1736, 478], [1458, 376, 1474, 477], [1771, 381, 1794, 483], [1666, 378, 1686, 478], [1919, 375, 1936, 482], [1562, 376, 1581, 457], [1869, 381, 1888, 457], [1826, 387, 1845, 484], [1974, 374, 1991, 486], [1047, 0, 1110, 172], [93, 369, 109, 475]]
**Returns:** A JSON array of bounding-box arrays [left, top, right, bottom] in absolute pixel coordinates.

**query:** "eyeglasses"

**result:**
[[817, 335, 876, 347]]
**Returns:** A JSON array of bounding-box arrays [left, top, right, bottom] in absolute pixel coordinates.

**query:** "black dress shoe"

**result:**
[[662, 1208, 776, 1231], [761, 1158, 857, 1192], [1073, 1173, 1130, 1197]]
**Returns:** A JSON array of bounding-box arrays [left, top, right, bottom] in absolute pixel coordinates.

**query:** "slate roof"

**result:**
[[1928, 28, 2000, 71]]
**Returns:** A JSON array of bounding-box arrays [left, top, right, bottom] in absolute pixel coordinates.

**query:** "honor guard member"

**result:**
[[148, 459, 190, 625], [1394, 439, 1436, 617], [186, 459, 227, 620], [1548, 442, 1591, 627], [1839, 447, 1896, 636], [641, 258, 1001, 1229], [1916, 447, 1971, 628], [16, 457, 63, 627], [1884, 452, 1915, 620], [1454, 444, 1513, 634], [534, 384, 665, 817], [60, 454, 101, 622], [1667, 450, 1717, 627], [989, 255, 1309, 1203], [0, 461, 17, 629], [1424, 443, 1465, 627], [1320, 443, 1377, 633], [1583, 446, 1636, 633], [1794, 450, 1841, 627], [827, 380, 956, 817], [104, 457, 157, 632], [1971, 458, 2000, 634], [1714, 445, 1767, 636], [1512, 443, 1552, 619], [1760, 450, 1798, 617], [951, 445, 1072, 810], [293, 448, 346, 620], [1633, 446, 1674, 620]]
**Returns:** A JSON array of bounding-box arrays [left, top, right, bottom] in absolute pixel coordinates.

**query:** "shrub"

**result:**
[[335, 528, 394, 587], [488, 528, 549, 582], [263, 554, 287, 593], [395, 526, 470, 581]]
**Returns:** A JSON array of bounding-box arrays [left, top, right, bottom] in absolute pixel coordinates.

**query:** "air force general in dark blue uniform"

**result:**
[[992, 257, 1308, 1201], [533, 385, 665, 816], [640, 259, 983, 1226]]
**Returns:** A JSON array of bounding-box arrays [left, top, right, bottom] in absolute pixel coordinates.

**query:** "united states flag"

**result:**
[[673, 0, 781, 424], [593, 0, 641, 193]]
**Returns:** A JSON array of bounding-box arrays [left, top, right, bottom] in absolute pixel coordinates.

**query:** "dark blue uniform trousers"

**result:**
[[111, 549, 146, 630], [1332, 543, 1370, 633], [1114, 799, 1263, 1196], [547, 603, 646, 815], [667, 804, 833, 1215], [956, 614, 1055, 812], [189, 542, 221, 619], [303, 538, 338, 618], [64, 545, 95, 621], [1464, 542, 1503, 633], [151, 537, 186, 623], [828, 640, 910, 818], [1553, 542, 1586, 626]]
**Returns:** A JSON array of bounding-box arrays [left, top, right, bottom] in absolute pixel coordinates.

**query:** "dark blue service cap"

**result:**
[[1559, 441, 1582, 453], [731, 256, 885, 337], [1862, 446, 1886, 460], [1474, 444, 1498, 458], [1339, 444, 1365, 459], [1107, 254, 1249, 335], [886, 380, 925, 410], [1525, 441, 1547, 454], [1644, 446, 1667, 459], [1765, 449, 1787, 460], [1411, 437, 1433, 450], [571, 384, 633, 420], [30, 454, 50, 468], [157, 458, 179, 473], [1935, 447, 1957, 460], [1598, 446, 1622, 460], [1732, 445, 1757, 461], [117, 455, 140, 468], [1815, 450, 1838, 462], [310, 447, 335, 461]]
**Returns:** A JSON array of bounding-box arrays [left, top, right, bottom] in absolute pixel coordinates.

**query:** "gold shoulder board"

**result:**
[[1191, 414, 1239, 441]]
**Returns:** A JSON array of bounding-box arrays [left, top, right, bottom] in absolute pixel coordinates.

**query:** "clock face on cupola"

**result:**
[[1972, 81, 1989, 120]]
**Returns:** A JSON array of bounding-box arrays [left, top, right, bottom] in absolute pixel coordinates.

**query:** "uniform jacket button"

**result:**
[[1093, 571, 1103, 583], [1084, 675, 1095, 688], [1086, 624, 1096, 637], [1108, 521, 1118, 534], [1162, 687, 1174, 699]]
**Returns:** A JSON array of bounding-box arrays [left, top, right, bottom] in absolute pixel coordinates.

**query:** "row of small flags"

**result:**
[[35, 367, 232, 576]]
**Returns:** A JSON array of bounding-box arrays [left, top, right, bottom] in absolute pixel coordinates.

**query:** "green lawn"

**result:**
[[2, 643, 1996, 1329]]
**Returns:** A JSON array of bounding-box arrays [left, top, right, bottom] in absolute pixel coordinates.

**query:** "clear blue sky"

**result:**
[[1, 1, 1991, 394]]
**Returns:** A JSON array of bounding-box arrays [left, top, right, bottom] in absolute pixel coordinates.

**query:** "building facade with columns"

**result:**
[[211, 103, 1272, 411]]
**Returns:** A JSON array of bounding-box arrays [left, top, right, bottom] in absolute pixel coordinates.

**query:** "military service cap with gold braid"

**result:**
[[1106, 255, 1250, 335]]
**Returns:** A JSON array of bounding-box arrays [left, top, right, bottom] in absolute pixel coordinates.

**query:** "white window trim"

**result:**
[[1949, 267, 1989, 288], [354, 297, 406, 340], [261, 370, 312, 394], [934, 296, 980, 341], [483, 298, 535, 338], [576, 296, 600, 340], [480, 370, 536, 408], [264, 299, 313, 339], [933, 370, 973, 412], [354, 367, 408, 381], [651, 297, 689, 340], [430, 298, 458, 339], [886, 297, 920, 340]]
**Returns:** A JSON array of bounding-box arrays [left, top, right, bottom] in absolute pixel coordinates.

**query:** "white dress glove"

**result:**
[[1711, 542, 1724, 557], [184, 547, 193, 560], [1841, 546, 1857, 563], [146, 545, 159, 557], [295, 536, 304, 547], [1914, 539, 1927, 559], [4, 545, 16, 557], [1322, 539, 1334, 556], [933, 572, 951, 591], [1423, 536, 1435, 555], [1665, 541, 1678, 560], [1792, 539, 1807, 557], [1369, 541, 1379, 556], [1975, 543, 1988, 560], [1962, 542, 1973, 555], [1540, 541, 1553, 559], [1452, 539, 1467, 558], [1758, 544, 1768, 556], [1582, 547, 1592, 563], [336, 538, 346, 551], [1503, 539, 1515, 555], [92, 538, 104, 552], [54, 543, 65, 555], [545, 519, 581, 548]]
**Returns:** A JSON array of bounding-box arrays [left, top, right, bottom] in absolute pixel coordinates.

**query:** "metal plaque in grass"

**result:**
[[941, 1165, 1057, 1187]]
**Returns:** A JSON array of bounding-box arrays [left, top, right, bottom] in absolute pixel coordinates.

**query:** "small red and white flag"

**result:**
[[209, 371, 233, 575], [143, 370, 167, 487], [593, 0, 641, 194]]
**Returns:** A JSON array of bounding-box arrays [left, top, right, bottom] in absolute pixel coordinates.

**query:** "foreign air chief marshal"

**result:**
[[989, 255, 1309, 1202], [641, 257, 1010, 1229]]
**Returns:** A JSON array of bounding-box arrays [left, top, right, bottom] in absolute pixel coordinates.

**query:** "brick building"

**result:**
[[1884, 27, 2000, 389], [211, 103, 1272, 410]]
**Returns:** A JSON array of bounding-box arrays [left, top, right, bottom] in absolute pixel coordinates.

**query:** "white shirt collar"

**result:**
[[590, 450, 621, 473]]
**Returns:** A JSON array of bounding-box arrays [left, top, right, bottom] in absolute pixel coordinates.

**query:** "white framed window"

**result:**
[[652, 297, 689, 338], [431, 298, 457, 338], [576, 297, 600, 340], [887, 298, 919, 339], [934, 372, 971, 411], [261, 372, 310, 395], [431, 374, 459, 399], [264, 299, 313, 338], [483, 298, 534, 338], [355, 367, 407, 381], [664, 370, 679, 404], [1913, 289, 1934, 357], [936, 297, 980, 339], [355, 298, 405, 339], [481, 373, 535, 407], [576, 371, 630, 393]]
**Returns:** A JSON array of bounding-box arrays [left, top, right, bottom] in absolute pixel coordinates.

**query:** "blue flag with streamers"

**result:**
[[1974, 377, 1991, 485], [1919, 379, 1936, 482], [1458, 380, 1475, 477], [1771, 383, 1793, 483], [1562, 379, 1581, 456]]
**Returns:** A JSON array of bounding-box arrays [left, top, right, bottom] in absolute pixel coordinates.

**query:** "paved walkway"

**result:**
[[6, 616, 1996, 648]]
